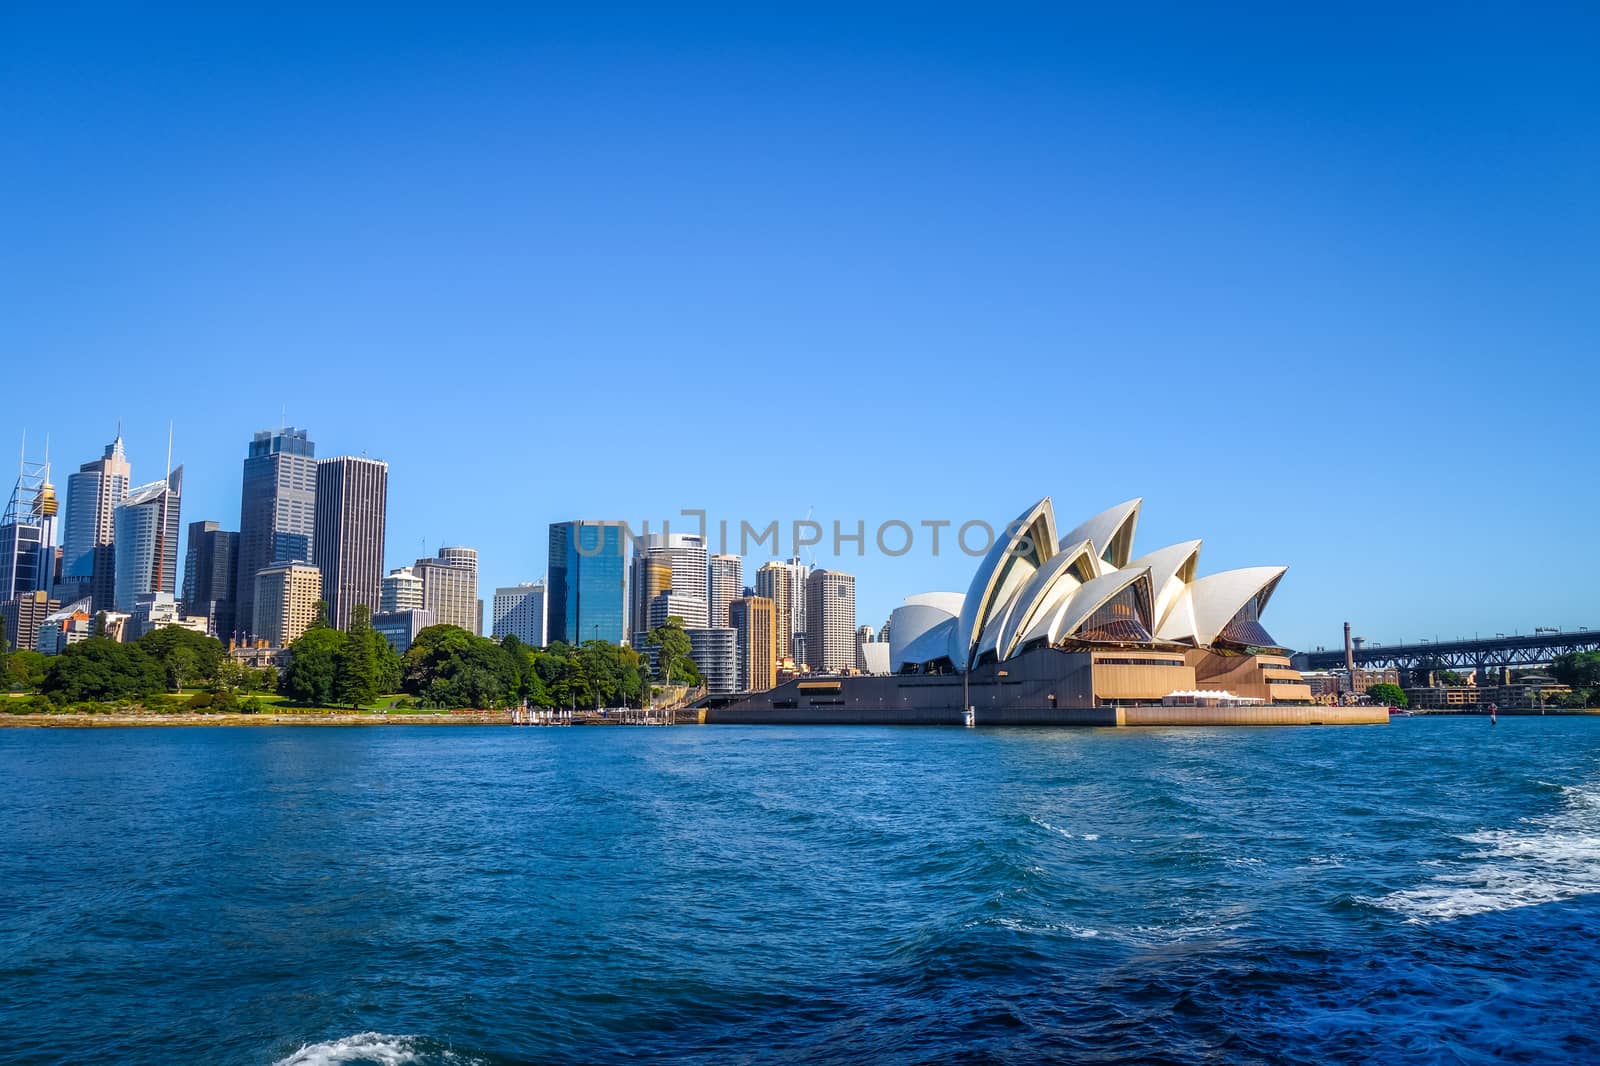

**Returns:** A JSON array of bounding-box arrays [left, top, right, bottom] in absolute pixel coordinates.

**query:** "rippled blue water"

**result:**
[[3, 718, 1599, 1064]]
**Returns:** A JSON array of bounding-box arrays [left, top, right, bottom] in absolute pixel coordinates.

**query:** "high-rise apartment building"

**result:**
[[755, 559, 809, 665], [60, 434, 130, 610], [1, 590, 58, 658], [414, 547, 478, 633], [182, 521, 239, 639], [648, 589, 709, 632], [729, 596, 776, 692], [492, 582, 547, 646], [252, 561, 322, 647], [687, 627, 737, 696], [708, 554, 742, 628], [381, 567, 424, 612], [548, 521, 628, 645], [235, 428, 317, 642], [113, 467, 182, 613], [804, 568, 856, 674], [313, 456, 388, 631]]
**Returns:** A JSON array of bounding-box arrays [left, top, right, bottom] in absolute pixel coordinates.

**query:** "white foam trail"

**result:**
[[275, 1032, 483, 1066], [1375, 780, 1600, 922]]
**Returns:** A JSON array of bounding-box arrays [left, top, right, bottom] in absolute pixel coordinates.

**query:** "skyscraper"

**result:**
[[60, 433, 130, 610], [729, 595, 777, 692], [548, 521, 628, 645], [235, 427, 317, 642], [183, 521, 239, 640], [1, 445, 57, 603], [492, 582, 547, 646], [804, 568, 856, 674], [313, 456, 388, 631], [414, 547, 478, 633], [755, 558, 809, 665], [630, 554, 672, 646], [253, 561, 322, 647], [708, 554, 743, 628], [630, 532, 708, 646], [113, 467, 182, 613]]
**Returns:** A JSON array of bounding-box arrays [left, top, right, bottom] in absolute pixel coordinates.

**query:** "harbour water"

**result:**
[[3, 718, 1598, 1064]]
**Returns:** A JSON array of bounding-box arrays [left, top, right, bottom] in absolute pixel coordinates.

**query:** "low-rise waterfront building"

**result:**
[[373, 608, 436, 654]]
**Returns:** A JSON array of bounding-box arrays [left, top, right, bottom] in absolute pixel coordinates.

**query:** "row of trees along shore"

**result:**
[[1, 620, 276, 711], [281, 605, 701, 709], [4, 604, 705, 713]]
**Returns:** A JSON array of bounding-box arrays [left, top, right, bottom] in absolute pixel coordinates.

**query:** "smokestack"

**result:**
[[1344, 622, 1355, 674]]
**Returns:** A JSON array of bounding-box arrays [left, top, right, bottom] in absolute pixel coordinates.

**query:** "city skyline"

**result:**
[[3, 418, 1597, 654]]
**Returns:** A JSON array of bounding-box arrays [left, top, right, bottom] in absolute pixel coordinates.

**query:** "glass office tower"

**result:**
[[547, 521, 628, 645]]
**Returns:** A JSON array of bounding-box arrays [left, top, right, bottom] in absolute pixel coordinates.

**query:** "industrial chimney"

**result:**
[[1344, 622, 1355, 674]]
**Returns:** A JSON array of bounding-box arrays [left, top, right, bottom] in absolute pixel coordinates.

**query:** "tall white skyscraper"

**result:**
[[708, 554, 743, 628], [804, 568, 856, 674], [60, 433, 130, 610], [630, 531, 708, 644], [112, 467, 182, 613], [492, 581, 547, 646]]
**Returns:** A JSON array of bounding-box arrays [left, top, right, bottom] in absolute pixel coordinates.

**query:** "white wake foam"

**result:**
[[1375, 780, 1600, 922], [275, 1032, 484, 1066]]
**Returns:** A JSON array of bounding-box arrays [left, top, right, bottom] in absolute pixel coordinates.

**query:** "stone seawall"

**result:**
[[704, 704, 1389, 727]]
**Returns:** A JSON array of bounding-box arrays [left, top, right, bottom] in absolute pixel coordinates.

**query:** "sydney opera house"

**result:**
[[711, 498, 1384, 726]]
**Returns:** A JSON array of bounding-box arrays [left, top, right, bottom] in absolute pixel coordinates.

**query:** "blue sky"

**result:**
[[3, 4, 1597, 650]]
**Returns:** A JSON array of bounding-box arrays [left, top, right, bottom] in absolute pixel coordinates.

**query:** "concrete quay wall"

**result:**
[[704, 704, 1388, 727]]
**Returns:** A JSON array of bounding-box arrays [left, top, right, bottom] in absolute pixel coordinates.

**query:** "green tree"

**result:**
[[1551, 651, 1600, 691], [42, 638, 166, 703], [279, 627, 347, 706], [401, 625, 519, 708], [212, 658, 248, 694], [1437, 670, 1466, 687], [136, 627, 226, 690], [335, 605, 379, 707], [1367, 682, 1408, 708], [374, 632, 403, 695], [645, 618, 699, 684], [4, 647, 50, 692]]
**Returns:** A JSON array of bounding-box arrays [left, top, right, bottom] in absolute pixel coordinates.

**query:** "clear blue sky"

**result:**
[[3, 4, 1597, 650]]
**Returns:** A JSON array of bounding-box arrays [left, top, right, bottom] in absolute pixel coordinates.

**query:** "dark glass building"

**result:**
[[183, 520, 240, 640], [234, 427, 316, 642], [547, 521, 628, 646]]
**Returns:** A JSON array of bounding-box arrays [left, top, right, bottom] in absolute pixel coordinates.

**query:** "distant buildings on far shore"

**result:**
[[2, 423, 881, 699]]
